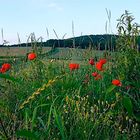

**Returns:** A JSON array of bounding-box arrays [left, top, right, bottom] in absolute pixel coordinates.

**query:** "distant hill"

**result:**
[[1, 34, 140, 50]]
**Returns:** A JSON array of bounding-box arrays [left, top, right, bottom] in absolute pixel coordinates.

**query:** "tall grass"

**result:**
[[0, 11, 140, 140]]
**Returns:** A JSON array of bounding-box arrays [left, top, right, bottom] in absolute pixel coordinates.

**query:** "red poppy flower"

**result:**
[[99, 59, 107, 65], [69, 63, 80, 70], [112, 79, 122, 86], [96, 62, 104, 71], [28, 53, 36, 60], [95, 74, 102, 80], [0, 63, 11, 73], [74, 64, 80, 69], [89, 58, 94, 65], [0, 68, 5, 73], [92, 72, 102, 80], [92, 72, 98, 77]]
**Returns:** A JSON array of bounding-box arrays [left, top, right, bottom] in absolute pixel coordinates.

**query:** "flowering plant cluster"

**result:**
[[69, 58, 122, 87], [90, 58, 121, 86], [0, 53, 122, 88], [0, 52, 36, 74]]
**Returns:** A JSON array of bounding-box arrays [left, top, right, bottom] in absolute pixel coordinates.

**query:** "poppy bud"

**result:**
[[92, 72, 98, 77], [89, 58, 94, 65]]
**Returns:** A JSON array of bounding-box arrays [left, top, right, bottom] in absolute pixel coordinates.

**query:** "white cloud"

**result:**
[[47, 2, 63, 11]]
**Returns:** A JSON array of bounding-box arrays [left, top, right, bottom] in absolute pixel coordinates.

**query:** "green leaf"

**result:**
[[106, 85, 116, 93], [122, 96, 133, 117], [53, 108, 66, 140], [105, 85, 116, 101], [0, 73, 20, 83], [16, 130, 39, 140]]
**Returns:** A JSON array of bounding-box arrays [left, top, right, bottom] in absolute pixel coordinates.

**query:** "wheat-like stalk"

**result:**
[[19, 75, 64, 110]]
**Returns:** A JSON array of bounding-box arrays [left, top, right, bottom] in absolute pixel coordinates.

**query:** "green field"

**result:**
[[0, 12, 140, 140], [0, 47, 106, 66]]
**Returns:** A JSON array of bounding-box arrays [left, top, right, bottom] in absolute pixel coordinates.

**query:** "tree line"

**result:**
[[1, 34, 140, 51]]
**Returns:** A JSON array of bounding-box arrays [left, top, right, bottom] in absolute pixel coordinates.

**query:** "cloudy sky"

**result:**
[[0, 0, 140, 44]]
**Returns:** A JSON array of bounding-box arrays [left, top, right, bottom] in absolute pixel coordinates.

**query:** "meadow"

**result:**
[[0, 11, 140, 140]]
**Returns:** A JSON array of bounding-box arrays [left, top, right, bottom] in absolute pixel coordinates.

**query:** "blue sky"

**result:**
[[0, 0, 140, 44]]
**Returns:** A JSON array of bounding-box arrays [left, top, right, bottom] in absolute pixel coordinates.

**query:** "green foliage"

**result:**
[[0, 73, 20, 83], [0, 11, 140, 140], [122, 95, 133, 117], [16, 130, 39, 140], [115, 11, 140, 124]]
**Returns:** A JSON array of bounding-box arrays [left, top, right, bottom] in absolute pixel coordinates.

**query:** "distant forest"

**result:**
[[1, 34, 140, 51]]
